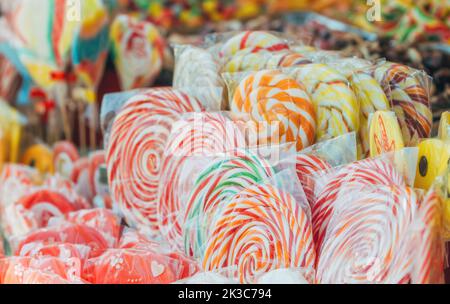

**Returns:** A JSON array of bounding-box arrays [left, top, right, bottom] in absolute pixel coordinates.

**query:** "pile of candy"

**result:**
[[2, 29, 448, 284]]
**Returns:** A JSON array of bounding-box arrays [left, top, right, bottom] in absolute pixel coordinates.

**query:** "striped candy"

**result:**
[[53, 141, 80, 180], [183, 150, 276, 259], [157, 112, 246, 250], [316, 184, 417, 283], [106, 88, 203, 234], [231, 70, 316, 151], [219, 31, 289, 59], [410, 189, 445, 284], [373, 62, 432, 146], [312, 158, 406, 255], [296, 154, 332, 207], [286, 64, 359, 142], [202, 184, 316, 284]]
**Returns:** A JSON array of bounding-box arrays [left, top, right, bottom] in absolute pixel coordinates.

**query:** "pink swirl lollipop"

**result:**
[[157, 112, 246, 250], [316, 184, 417, 284], [106, 88, 203, 233]]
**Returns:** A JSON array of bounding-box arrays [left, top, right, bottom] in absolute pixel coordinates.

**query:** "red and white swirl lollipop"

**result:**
[[316, 184, 417, 283], [106, 88, 203, 234], [53, 141, 80, 180], [157, 112, 246, 250]]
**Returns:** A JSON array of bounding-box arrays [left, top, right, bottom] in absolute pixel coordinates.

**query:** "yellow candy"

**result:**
[[369, 111, 404, 158], [0, 101, 24, 165], [415, 138, 450, 190], [438, 111, 450, 141], [21, 144, 54, 175]]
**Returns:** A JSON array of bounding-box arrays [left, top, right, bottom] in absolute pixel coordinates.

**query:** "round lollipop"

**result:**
[[173, 46, 224, 109], [231, 70, 316, 151], [287, 63, 359, 142], [157, 112, 246, 251], [410, 189, 445, 284], [106, 88, 203, 234], [110, 14, 165, 90], [373, 62, 432, 146], [183, 150, 276, 259], [203, 184, 316, 284], [438, 111, 449, 141], [414, 139, 450, 190], [219, 31, 289, 59], [316, 184, 417, 284], [88, 150, 109, 198], [20, 144, 54, 175], [53, 141, 80, 180], [70, 157, 92, 201]]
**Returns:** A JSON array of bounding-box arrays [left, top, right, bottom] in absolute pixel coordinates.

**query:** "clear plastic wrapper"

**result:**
[[223, 69, 316, 151], [173, 44, 225, 110], [47, 208, 122, 248], [408, 180, 447, 284], [368, 111, 405, 158], [0, 256, 84, 284], [11, 223, 111, 259], [282, 64, 360, 143], [371, 61, 433, 147], [197, 170, 315, 284], [438, 111, 449, 141], [18, 242, 91, 263], [105, 88, 205, 235], [82, 247, 199, 284], [110, 14, 166, 91], [181, 146, 300, 261], [414, 138, 450, 191], [256, 267, 314, 284]]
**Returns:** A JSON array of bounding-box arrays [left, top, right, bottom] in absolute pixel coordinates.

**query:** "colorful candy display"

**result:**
[[106, 88, 203, 234], [231, 70, 316, 151]]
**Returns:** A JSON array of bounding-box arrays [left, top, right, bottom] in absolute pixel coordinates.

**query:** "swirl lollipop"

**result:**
[[312, 158, 406, 253], [219, 31, 289, 59], [203, 183, 316, 284], [183, 150, 276, 259], [286, 63, 359, 142], [158, 113, 246, 251], [53, 141, 80, 180], [316, 184, 417, 284], [106, 88, 203, 234], [410, 188, 445, 284], [373, 62, 432, 146], [231, 70, 316, 151]]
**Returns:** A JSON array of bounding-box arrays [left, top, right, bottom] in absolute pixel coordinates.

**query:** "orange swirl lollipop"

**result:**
[[231, 70, 316, 151], [202, 184, 315, 283]]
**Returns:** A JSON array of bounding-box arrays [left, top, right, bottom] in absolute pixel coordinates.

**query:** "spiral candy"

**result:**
[[373, 62, 432, 146], [286, 64, 359, 142], [106, 88, 203, 234], [53, 141, 80, 180], [157, 112, 246, 250], [231, 70, 316, 151], [183, 150, 276, 259], [202, 183, 316, 283]]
